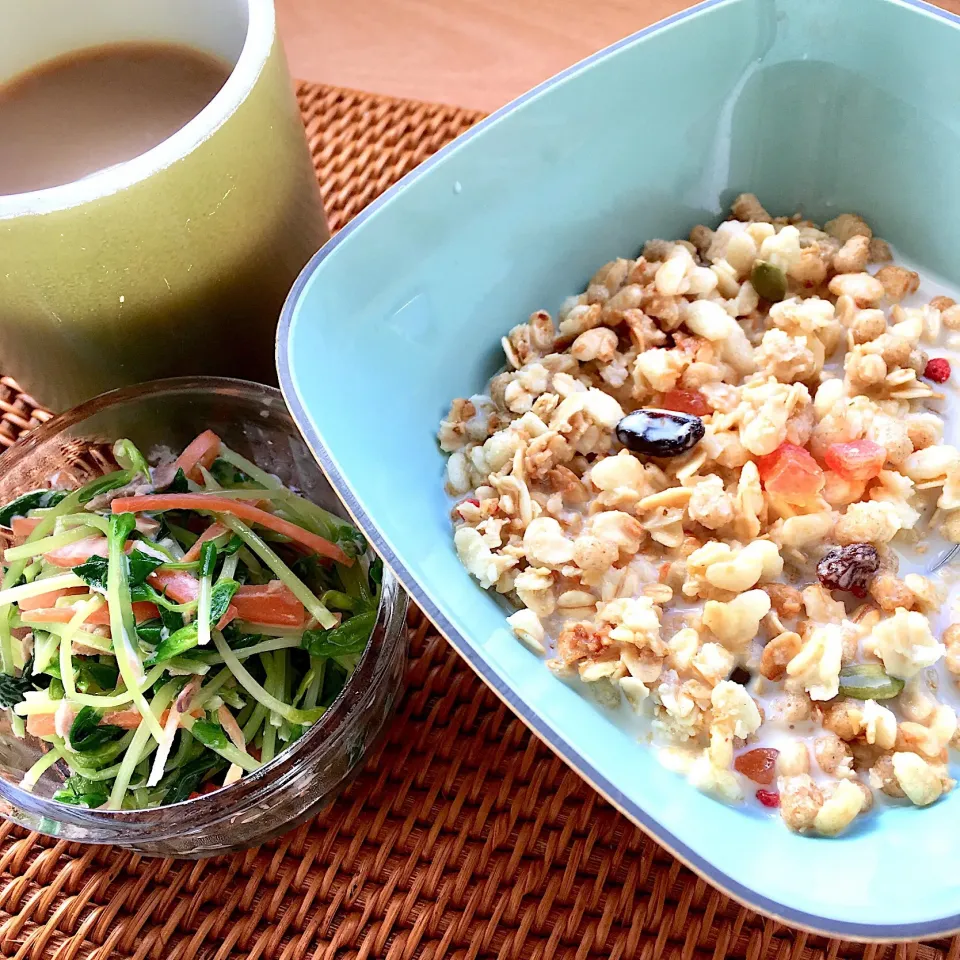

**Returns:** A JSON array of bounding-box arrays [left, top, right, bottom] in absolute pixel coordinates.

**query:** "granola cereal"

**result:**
[[439, 194, 960, 837]]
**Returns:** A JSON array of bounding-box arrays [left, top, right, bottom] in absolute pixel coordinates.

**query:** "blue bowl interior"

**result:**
[[281, 0, 960, 937]]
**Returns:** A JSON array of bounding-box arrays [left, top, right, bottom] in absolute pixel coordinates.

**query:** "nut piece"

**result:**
[[764, 583, 803, 619], [868, 573, 915, 613], [760, 631, 803, 682]]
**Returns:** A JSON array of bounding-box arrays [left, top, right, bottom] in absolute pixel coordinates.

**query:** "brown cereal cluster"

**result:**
[[440, 194, 960, 836]]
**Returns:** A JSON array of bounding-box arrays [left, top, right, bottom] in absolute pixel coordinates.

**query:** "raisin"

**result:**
[[817, 543, 880, 598], [756, 789, 781, 808], [734, 747, 779, 785], [616, 410, 705, 458], [730, 666, 752, 686]]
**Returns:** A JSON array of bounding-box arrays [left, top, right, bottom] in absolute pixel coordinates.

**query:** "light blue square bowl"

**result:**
[[278, 0, 960, 938]]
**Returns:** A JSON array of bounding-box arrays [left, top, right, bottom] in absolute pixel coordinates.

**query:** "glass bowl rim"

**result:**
[[0, 375, 406, 835]]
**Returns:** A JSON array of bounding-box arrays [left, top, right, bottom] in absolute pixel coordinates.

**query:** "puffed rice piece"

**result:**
[[813, 779, 866, 836], [824, 213, 872, 243], [891, 752, 944, 806], [834, 500, 904, 544], [702, 590, 771, 651], [861, 699, 898, 750], [864, 609, 945, 679], [597, 596, 664, 654], [785, 624, 843, 701], [455, 527, 518, 590]]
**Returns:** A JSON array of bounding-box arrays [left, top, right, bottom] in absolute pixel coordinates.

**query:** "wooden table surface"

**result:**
[[277, 0, 960, 113]]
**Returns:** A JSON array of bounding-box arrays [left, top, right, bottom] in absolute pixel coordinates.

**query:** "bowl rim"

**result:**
[[276, 0, 960, 941], [0, 375, 407, 839], [0, 0, 275, 221]]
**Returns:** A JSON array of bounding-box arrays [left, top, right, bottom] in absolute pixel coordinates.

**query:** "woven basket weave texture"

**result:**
[[0, 81, 951, 960]]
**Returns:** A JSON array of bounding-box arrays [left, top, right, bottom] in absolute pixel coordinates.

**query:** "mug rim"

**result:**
[[0, 0, 275, 221]]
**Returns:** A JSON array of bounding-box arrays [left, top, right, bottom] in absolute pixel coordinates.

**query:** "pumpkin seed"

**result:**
[[837, 663, 904, 700], [751, 260, 787, 302]]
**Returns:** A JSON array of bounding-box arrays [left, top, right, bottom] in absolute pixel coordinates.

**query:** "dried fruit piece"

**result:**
[[660, 388, 711, 417], [751, 260, 787, 302], [756, 442, 825, 505], [817, 542, 880, 598], [756, 789, 781, 808], [924, 357, 951, 383], [729, 666, 752, 686], [837, 663, 904, 700], [824, 439, 887, 481], [735, 747, 779, 785], [616, 410, 705, 458]]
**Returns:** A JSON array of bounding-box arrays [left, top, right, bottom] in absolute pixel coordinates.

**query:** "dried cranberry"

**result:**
[[925, 358, 951, 383], [734, 748, 779, 785], [817, 542, 880, 598], [464, 498, 480, 507], [756, 789, 780, 808]]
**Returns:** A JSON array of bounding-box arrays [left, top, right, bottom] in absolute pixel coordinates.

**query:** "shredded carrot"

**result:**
[[11, 517, 42, 538], [148, 568, 200, 604], [111, 494, 351, 565], [173, 430, 222, 484], [147, 572, 303, 628], [217, 606, 238, 631], [44, 535, 108, 568], [232, 582, 306, 627], [24, 602, 159, 626], [183, 522, 228, 563], [18, 587, 88, 612], [27, 705, 201, 738]]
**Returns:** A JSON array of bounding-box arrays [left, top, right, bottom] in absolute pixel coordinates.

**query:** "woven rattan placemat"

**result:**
[[0, 81, 945, 960]]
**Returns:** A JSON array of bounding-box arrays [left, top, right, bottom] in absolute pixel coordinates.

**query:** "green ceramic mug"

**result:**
[[0, 0, 328, 411]]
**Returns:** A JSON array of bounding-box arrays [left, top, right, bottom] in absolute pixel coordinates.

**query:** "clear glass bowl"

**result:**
[[0, 377, 407, 856]]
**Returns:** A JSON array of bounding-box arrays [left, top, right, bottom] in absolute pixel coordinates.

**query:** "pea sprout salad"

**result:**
[[0, 431, 380, 810]]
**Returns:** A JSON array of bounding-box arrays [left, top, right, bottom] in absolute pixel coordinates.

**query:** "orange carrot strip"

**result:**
[[27, 705, 202, 738], [18, 587, 88, 612], [148, 568, 200, 604], [44, 535, 109, 568], [110, 494, 350, 565], [24, 602, 159, 626], [216, 605, 238, 632], [232, 582, 306, 628], [11, 517, 42, 538], [173, 430, 222, 484], [183, 522, 228, 563]]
